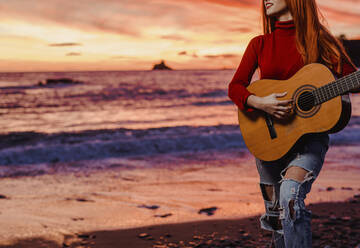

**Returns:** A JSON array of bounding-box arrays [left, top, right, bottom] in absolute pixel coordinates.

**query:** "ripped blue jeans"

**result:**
[[256, 134, 329, 248]]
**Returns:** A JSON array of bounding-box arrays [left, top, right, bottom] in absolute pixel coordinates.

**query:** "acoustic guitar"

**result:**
[[238, 63, 360, 161]]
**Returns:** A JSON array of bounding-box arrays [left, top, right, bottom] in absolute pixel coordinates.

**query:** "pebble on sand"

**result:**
[[138, 233, 150, 238], [198, 207, 218, 216], [326, 186, 335, 191], [154, 213, 173, 218], [138, 204, 160, 210]]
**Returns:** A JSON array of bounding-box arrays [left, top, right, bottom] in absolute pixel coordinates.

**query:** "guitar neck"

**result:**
[[313, 70, 360, 105]]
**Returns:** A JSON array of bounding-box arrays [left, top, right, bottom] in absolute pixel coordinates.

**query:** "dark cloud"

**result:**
[[49, 43, 82, 47], [177, 51, 199, 58]]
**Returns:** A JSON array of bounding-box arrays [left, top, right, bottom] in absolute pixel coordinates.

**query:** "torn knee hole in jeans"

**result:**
[[279, 198, 297, 221], [280, 166, 315, 183], [262, 214, 283, 231], [261, 183, 282, 215], [260, 183, 283, 231], [282, 198, 310, 222], [260, 183, 275, 201], [260, 183, 279, 202], [280, 183, 310, 222], [289, 199, 295, 220]]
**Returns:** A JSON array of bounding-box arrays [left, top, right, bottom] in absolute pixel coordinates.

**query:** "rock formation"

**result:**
[[152, 60, 172, 70]]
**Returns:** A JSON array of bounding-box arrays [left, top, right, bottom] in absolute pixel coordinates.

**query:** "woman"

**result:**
[[228, 0, 357, 247]]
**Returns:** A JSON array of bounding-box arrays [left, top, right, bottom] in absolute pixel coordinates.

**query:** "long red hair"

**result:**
[[261, 0, 355, 75]]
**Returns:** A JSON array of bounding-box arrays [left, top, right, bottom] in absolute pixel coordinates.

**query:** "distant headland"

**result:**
[[339, 36, 360, 67], [152, 60, 173, 70]]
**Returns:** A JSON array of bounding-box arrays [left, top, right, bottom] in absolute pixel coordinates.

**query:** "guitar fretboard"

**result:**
[[313, 70, 360, 105]]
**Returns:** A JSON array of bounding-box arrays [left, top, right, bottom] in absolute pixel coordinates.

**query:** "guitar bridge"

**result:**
[[265, 114, 277, 139]]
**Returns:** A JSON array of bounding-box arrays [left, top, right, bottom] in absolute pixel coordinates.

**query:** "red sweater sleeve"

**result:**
[[228, 36, 261, 111]]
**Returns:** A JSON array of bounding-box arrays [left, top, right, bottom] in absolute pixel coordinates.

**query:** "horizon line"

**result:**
[[0, 68, 237, 74]]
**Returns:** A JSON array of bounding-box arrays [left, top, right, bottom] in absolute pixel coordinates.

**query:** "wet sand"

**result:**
[[60, 199, 360, 248], [0, 150, 359, 247]]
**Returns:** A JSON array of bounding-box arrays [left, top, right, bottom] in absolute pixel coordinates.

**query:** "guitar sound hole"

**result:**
[[298, 91, 314, 111]]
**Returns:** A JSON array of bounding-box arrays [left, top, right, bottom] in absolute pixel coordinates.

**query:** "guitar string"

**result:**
[[290, 71, 359, 108], [294, 75, 349, 107], [265, 70, 359, 109], [316, 71, 359, 99], [302, 71, 359, 104], [318, 72, 360, 102], [300, 72, 355, 105]]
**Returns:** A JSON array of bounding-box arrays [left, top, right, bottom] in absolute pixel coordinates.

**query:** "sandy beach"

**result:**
[[0, 146, 359, 248]]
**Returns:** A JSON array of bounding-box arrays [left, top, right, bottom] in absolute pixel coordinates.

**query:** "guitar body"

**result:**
[[238, 63, 351, 161]]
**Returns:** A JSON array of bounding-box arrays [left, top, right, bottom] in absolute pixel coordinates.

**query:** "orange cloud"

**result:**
[[49, 43, 82, 47], [202, 0, 258, 8], [229, 27, 253, 33], [204, 54, 239, 59], [66, 52, 82, 56], [161, 34, 189, 41]]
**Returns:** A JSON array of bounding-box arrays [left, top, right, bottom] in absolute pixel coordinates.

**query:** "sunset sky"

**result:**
[[0, 0, 359, 72]]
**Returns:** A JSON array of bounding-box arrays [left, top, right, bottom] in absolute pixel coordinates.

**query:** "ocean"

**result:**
[[0, 69, 359, 177]]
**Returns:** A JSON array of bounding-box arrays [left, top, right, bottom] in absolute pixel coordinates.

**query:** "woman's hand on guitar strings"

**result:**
[[247, 92, 293, 119]]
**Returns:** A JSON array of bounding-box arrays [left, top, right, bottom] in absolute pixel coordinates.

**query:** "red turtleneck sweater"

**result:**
[[228, 20, 357, 111]]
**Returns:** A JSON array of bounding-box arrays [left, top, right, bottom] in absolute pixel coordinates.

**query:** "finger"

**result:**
[[275, 106, 291, 111], [275, 92, 287, 98], [277, 99, 293, 106], [283, 110, 294, 117], [274, 111, 286, 118], [274, 113, 285, 119]]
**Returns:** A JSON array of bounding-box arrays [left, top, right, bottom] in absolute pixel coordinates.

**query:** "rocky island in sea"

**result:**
[[152, 60, 173, 70]]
